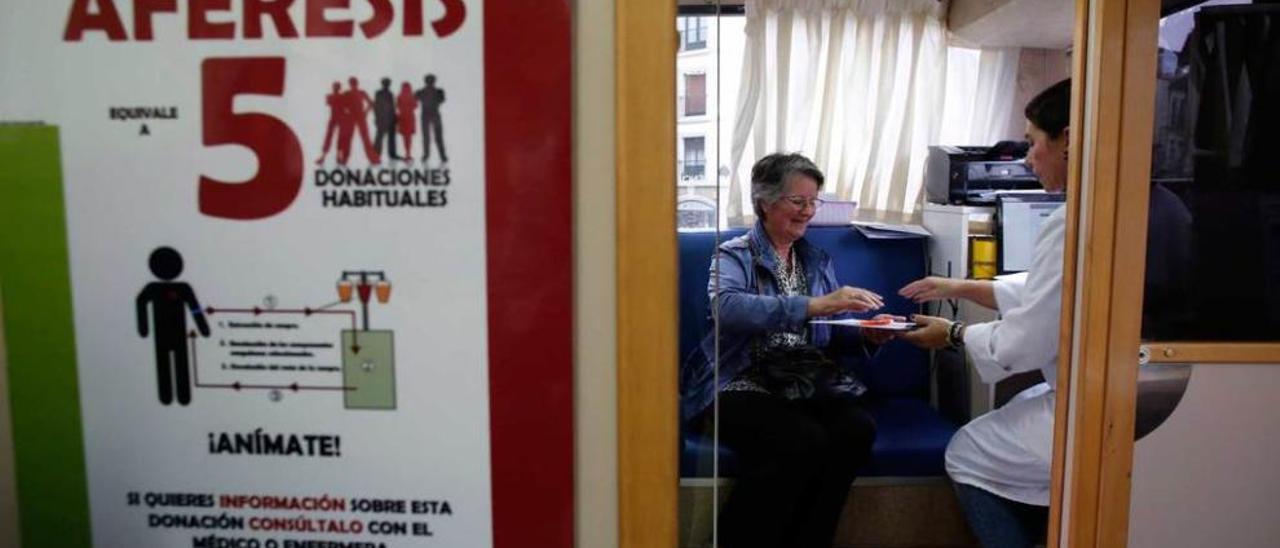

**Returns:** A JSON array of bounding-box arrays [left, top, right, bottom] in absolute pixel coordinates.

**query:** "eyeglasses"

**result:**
[[780, 195, 825, 209]]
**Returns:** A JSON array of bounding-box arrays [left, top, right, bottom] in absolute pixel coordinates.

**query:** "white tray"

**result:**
[[810, 318, 917, 331]]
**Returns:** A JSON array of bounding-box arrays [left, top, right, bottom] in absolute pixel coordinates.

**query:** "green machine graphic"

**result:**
[[336, 270, 396, 410], [342, 329, 396, 409]]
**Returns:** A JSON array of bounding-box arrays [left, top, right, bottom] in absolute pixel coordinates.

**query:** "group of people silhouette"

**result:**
[[317, 75, 448, 166]]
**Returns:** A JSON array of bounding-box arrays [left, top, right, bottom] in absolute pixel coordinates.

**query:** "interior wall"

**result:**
[[573, 0, 620, 547], [1128, 365, 1280, 548], [947, 0, 1074, 49], [948, 0, 1016, 30], [1006, 48, 1072, 139]]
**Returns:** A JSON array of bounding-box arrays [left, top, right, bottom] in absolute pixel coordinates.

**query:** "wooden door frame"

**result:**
[[1057, 0, 1280, 545], [1050, 0, 1160, 545], [616, 1, 678, 547]]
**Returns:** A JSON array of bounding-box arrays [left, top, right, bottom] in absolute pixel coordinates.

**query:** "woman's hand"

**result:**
[[898, 276, 964, 303], [861, 314, 904, 345], [807, 286, 884, 317], [898, 314, 952, 349]]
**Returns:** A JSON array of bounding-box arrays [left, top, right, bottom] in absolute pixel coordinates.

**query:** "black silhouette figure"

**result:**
[[136, 247, 210, 406], [373, 77, 400, 161], [414, 74, 448, 164]]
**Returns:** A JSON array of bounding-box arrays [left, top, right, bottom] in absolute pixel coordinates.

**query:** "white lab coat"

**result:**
[[947, 206, 1066, 506]]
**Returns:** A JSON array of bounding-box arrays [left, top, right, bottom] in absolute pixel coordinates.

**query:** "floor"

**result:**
[[679, 477, 978, 548]]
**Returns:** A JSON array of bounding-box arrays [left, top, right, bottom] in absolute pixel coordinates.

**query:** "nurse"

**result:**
[[898, 79, 1072, 548]]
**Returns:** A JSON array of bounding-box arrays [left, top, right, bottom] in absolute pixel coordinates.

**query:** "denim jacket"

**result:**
[[680, 223, 871, 421]]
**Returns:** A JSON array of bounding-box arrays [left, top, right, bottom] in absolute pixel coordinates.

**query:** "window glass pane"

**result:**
[[682, 137, 706, 180], [1145, 0, 1280, 341], [677, 6, 1075, 548], [682, 16, 708, 51], [676, 11, 731, 548]]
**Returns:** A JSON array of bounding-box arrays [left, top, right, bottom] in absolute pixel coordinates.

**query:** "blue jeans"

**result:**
[[953, 483, 1048, 548]]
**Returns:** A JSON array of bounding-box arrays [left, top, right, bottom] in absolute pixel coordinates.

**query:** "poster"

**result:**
[[0, 2, 572, 547]]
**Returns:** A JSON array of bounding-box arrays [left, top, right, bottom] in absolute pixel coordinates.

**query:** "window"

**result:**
[[681, 17, 708, 51], [681, 137, 706, 181], [673, 13, 746, 227], [683, 74, 706, 117], [1139, 0, 1280, 341]]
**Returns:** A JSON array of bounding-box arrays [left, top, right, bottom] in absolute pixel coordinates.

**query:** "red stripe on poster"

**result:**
[[484, 2, 574, 547]]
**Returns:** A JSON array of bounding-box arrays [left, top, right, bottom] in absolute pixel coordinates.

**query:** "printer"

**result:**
[[925, 143, 1040, 205]]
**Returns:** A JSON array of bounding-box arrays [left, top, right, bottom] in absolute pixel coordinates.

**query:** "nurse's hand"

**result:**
[[861, 314, 904, 345], [898, 314, 952, 349], [898, 276, 965, 302], [807, 286, 884, 317]]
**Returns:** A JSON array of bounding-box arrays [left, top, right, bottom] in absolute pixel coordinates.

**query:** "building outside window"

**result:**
[[676, 14, 745, 225]]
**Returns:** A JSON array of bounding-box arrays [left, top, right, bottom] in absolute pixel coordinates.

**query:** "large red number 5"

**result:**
[[199, 57, 303, 220]]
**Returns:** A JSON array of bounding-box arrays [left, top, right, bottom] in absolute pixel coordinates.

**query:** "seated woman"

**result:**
[[680, 153, 898, 548]]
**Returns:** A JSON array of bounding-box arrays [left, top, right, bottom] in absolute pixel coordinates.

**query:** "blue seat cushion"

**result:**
[[680, 428, 738, 479], [680, 397, 958, 478], [860, 398, 958, 477]]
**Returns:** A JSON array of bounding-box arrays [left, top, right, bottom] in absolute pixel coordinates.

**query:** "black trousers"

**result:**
[[374, 120, 397, 159], [713, 391, 876, 548]]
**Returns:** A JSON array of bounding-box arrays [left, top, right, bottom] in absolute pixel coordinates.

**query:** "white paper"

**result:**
[[810, 319, 918, 331], [850, 220, 932, 238]]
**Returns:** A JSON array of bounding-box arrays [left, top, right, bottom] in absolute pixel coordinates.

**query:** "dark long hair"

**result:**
[[1025, 78, 1071, 138]]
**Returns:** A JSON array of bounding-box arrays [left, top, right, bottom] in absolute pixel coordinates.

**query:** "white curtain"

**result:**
[[726, 0, 949, 221], [938, 47, 1022, 147]]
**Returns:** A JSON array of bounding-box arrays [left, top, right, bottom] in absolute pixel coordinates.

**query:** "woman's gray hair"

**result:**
[[751, 153, 825, 221]]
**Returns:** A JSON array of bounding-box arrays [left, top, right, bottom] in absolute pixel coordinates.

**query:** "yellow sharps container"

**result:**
[[969, 236, 997, 279]]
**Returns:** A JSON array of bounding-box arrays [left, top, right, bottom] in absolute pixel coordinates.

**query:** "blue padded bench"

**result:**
[[679, 227, 958, 478]]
